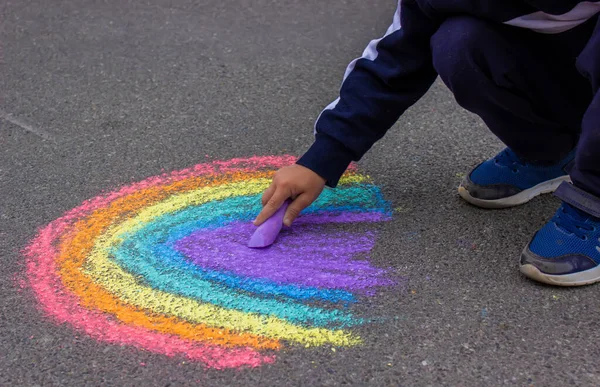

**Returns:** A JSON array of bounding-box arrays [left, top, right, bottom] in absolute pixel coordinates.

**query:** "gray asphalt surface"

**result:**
[[3, 1, 600, 386]]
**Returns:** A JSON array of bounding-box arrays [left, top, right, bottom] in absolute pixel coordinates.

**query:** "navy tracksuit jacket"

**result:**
[[297, 0, 600, 199]]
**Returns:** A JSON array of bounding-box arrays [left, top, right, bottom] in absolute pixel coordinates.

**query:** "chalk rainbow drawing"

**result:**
[[23, 155, 396, 369]]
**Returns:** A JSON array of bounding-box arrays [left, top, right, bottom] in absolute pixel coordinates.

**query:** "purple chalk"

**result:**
[[248, 199, 291, 248], [175, 214, 396, 292]]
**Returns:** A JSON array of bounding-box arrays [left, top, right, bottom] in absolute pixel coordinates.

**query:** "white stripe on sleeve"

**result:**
[[314, 1, 402, 134]]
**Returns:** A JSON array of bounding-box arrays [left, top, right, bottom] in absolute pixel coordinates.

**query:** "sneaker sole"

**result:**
[[458, 175, 571, 209], [520, 263, 600, 286]]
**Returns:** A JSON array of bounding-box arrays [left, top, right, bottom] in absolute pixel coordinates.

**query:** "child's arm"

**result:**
[[297, 0, 439, 187], [255, 0, 440, 226]]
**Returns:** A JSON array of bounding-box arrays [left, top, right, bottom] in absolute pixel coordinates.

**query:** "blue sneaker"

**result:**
[[459, 148, 574, 208], [521, 182, 600, 286]]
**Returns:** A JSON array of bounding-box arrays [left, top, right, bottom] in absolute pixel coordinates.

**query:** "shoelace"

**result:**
[[494, 149, 526, 172], [554, 203, 596, 240]]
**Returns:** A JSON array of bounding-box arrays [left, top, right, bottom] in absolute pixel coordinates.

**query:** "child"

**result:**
[[254, 1, 600, 287]]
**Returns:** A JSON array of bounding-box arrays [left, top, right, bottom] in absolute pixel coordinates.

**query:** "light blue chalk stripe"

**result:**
[[160, 186, 391, 246], [113, 241, 360, 328], [113, 186, 385, 308], [110, 185, 389, 324], [125, 198, 356, 303], [150, 243, 356, 304], [111, 198, 368, 327], [120, 185, 389, 304]]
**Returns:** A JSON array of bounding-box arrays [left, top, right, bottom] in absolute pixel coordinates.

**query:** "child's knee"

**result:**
[[431, 16, 493, 82]]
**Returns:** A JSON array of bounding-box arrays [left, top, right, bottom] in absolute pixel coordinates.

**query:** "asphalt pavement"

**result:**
[[3, 1, 600, 386]]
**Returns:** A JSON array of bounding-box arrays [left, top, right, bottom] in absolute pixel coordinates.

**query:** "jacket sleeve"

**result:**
[[296, 0, 440, 187]]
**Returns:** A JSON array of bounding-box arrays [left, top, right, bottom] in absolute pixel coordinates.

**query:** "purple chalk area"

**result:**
[[292, 212, 389, 225], [174, 212, 394, 292], [248, 199, 290, 248]]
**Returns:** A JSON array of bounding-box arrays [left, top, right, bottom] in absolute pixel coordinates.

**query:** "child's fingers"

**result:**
[[261, 182, 276, 206], [283, 193, 313, 226], [253, 188, 289, 226]]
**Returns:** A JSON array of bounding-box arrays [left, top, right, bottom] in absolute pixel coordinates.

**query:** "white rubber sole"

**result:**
[[458, 175, 571, 209], [520, 263, 600, 287]]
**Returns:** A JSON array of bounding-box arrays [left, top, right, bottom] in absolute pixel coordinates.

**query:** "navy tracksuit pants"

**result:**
[[431, 15, 600, 198]]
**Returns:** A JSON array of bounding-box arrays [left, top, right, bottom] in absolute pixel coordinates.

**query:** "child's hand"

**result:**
[[254, 164, 326, 227]]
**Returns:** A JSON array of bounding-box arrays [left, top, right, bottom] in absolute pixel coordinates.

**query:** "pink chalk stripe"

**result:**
[[24, 218, 274, 369]]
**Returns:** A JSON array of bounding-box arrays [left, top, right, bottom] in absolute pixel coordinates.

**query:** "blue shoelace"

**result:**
[[554, 203, 596, 240]]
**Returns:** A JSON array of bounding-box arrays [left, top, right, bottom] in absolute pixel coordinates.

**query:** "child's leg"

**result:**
[[430, 15, 595, 165], [430, 16, 600, 286], [571, 18, 600, 198]]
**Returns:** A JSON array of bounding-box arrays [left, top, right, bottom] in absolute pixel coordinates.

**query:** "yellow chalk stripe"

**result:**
[[84, 258, 360, 347], [340, 173, 369, 185], [102, 179, 271, 239], [84, 179, 362, 347], [99, 173, 367, 244]]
